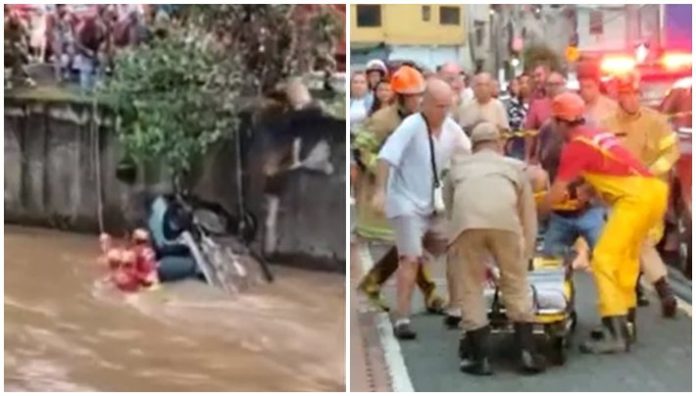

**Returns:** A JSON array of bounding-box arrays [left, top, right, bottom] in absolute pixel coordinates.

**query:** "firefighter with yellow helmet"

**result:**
[[353, 66, 446, 313], [601, 71, 679, 318]]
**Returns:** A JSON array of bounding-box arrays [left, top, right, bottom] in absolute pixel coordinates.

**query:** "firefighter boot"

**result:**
[[357, 276, 390, 312], [514, 322, 546, 374], [627, 307, 637, 344], [592, 309, 637, 344], [460, 326, 493, 376], [580, 316, 631, 354], [357, 247, 399, 311], [458, 333, 469, 359], [654, 276, 677, 318], [418, 263, 445, 314], [373, 246, 400, 284]]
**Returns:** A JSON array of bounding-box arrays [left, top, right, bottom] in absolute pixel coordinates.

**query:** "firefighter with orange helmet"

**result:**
[[541, 92, 668, 354], [353, 66, 445, 313], [601, 71, 680, 317]]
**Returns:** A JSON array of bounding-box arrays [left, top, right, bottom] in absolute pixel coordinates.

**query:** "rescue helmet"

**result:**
[[390, 66, 426, 95], [132, 228, 150, 243], [551, 92, 586, 122], [614, 70, 641, 94], [576, 59, 601, 82], [366, 59, 388, 75]]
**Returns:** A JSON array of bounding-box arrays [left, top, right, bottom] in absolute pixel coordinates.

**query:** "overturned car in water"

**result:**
[[130, 76, 346, 292]]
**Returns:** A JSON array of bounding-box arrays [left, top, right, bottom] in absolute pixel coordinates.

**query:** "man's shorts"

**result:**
[[389, 214, 447, 258]]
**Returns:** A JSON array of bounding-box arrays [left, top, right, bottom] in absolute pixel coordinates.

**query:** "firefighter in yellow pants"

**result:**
[[602, 71, 680, 317], [353, 66, 445, 312], [541, 92, 668, 354]]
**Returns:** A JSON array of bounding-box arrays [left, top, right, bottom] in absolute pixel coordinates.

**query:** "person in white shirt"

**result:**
[[372, 79, 472, 339], [460, 72, 475, 104]]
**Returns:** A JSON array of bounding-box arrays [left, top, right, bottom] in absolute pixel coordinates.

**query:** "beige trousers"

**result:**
[[450, 229, 535, 332]]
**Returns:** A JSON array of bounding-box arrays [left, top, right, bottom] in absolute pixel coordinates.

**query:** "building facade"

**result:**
[[350, 4, 471, 71], [575, 5, 659, 53]]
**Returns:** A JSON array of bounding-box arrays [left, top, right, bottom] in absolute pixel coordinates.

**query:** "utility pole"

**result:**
[[489, 6, 498, 74]]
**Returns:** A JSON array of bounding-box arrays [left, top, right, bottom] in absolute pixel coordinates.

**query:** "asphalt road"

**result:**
[[365, 242, 692, 392]]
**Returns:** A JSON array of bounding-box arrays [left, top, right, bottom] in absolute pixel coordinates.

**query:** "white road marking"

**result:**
[[357, 243, 415, 393], [356, 240, 691, 392], [676, 299, 692, 317]]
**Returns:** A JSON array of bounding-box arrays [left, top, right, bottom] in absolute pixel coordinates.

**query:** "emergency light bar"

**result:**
[[661, 52, 692, 71], [600, 56, 636, 75], [599, 52, 692, 79]]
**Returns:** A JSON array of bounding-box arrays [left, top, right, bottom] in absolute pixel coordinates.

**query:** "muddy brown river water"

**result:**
[[4, 226, 345, 391]]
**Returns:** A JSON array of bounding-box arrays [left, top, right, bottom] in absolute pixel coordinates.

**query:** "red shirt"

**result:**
[[556, 127, 655, 205], [524, 97, 552, 130], [109, 245, 157, 292], [556, 127, 652, 183], [133, 245, 157, 286]]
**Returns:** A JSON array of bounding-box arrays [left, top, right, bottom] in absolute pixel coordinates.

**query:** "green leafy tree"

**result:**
[[105, 29, 243, 186], [103, 5, 342, 188], [523, 43, 564, 74]]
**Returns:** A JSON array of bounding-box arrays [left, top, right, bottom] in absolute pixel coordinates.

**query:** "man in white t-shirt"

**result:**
[[372, 79, 472, 339], [458, 72, 510, 134]]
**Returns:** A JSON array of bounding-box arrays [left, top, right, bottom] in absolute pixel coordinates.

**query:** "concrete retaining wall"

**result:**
[[4, 96, 346, 272]]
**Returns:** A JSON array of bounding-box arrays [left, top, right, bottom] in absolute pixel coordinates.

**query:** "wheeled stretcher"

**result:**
[[484, 236, 577, 365]]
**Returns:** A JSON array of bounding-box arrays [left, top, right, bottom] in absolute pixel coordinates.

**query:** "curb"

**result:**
[[357, 244, 415, 392]]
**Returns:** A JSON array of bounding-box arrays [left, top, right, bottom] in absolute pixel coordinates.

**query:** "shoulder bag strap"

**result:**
[[422, 113, 440, 188]]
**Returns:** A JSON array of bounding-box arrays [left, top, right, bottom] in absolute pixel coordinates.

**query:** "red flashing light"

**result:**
[[600, 55, 636, 75], [661, 52, 692, 71]]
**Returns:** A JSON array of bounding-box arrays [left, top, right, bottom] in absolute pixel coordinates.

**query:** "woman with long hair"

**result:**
[[504, 74, 532, 159], [369, 78, 394, 115]]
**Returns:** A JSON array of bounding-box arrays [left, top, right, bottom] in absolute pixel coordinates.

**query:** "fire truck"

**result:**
[[575, 4, 691, 107], [659, 77, 692, 279], [576, 4, 692, 277]]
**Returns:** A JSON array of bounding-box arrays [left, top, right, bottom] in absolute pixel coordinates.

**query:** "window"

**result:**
[[589, 10, 603, 35], [439, 6, 460, 25], [422, 6, 431, 21], [356, 5, 381, 27]]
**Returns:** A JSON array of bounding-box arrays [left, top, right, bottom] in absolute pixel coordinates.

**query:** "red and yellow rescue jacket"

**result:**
[[556, 127, 656, 205]]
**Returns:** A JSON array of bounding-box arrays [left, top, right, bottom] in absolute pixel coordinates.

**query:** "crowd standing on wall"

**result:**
[[4, 4, 174, 90]]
